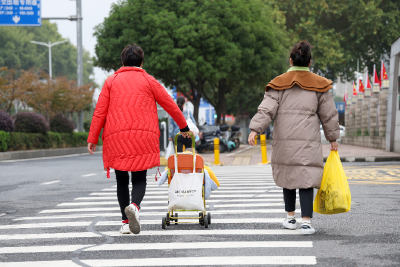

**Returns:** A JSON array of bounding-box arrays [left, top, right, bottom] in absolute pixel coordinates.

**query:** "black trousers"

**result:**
[[115, 169, 147, 221], [177, 135, 192, 152], [283, 188, 314, 218]]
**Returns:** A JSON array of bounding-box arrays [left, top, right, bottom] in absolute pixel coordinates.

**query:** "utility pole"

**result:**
[[76, 0, 84, 132], [42, 0, 84, 132]]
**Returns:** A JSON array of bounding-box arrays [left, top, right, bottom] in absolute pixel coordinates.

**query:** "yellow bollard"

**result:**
[[260, 134, 269, 164], [214, 138, 220, 165]]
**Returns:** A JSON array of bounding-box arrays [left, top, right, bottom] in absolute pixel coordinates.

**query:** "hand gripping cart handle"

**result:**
[[161, 132, 211, 229]]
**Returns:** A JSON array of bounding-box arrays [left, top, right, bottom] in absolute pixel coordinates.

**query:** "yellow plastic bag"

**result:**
[[313, 151, 351, 214]]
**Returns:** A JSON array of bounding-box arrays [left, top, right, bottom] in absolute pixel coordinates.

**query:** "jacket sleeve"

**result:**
[[249, 89, 280, 134], [147, 75, 188, 131], [87, 77, 111, 144], [317, 91, 340, 142]]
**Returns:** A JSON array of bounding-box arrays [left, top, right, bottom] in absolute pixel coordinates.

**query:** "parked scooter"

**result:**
[[196, 125, 228, 153], [196, 124, 241, 153]]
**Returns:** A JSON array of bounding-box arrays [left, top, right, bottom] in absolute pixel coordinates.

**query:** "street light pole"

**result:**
[[76, 0, 84, 132], [30, 40, 68, 79]]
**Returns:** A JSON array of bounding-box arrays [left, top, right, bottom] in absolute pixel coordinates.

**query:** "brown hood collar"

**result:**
[[266, 71, 332, 92]]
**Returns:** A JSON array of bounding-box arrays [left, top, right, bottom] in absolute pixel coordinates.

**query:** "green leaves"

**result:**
[[271, 0, 400, 81]]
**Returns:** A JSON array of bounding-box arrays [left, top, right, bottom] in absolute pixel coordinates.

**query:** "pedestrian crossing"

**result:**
[[0, 165, 316, 266]]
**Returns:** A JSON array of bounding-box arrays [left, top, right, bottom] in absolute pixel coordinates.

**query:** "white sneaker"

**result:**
[[125, 204, 141, 234], [119, 223, 131, 234], [283, 217, 297, 230], [301, 222, 315, 235]]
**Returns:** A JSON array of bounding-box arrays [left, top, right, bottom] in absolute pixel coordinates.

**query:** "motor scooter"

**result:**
[[196, 125, 228, 153]]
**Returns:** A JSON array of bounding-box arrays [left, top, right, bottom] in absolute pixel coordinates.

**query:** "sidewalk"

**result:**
[[200, 143, 400, 166]]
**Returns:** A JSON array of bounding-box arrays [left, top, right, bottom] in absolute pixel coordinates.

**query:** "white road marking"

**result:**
[[15, 209, 299, 221], [75, 194, 292, 200], [90, 195, 283, 199], [0, 213, 6, 217], [58, 198, 284, 206], [82, 173, 97, 177], [82, 256, 317, 266], [0, 229, 305, 240], [0, 241, 312, 254], [40, 180, 61, 185]]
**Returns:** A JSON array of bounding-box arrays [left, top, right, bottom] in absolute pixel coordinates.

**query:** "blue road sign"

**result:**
[[0, 0, 41, 26], [335, 102, 345, 114]]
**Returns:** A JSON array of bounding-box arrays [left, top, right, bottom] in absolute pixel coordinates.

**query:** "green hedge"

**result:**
[[0, 131, 103, 152]]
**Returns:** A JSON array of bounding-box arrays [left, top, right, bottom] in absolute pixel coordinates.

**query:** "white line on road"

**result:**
[[16, 209, 299, 221], [40, 180, 60, 185], [80, 256, 317, 266], [101, 189, 272, 194], [0, 213, 6, 217], [82, 173, 97, 177], [0, 241, 312, 254], [58, 198, 284, 206], [0, 229, 305, 240], [42, 202, 287, 213]]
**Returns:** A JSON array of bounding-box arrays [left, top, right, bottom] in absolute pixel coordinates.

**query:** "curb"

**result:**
[[0, 146, 103, 161], [323, 156, 400, 162]]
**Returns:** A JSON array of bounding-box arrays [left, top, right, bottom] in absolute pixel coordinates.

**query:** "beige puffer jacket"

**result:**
[[250, 82, 340, 189]]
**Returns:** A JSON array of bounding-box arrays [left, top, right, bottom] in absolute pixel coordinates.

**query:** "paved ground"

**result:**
[[0, 153, 399, 266], [198, 143, 400, 166]]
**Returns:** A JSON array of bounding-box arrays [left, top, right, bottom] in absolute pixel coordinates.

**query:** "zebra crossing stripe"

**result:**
[[0, 229, 306, 240], [58, 198, 284, 206], [74, 193, 294, 200], [0, 241, 312, 254], [0, 256, 317, 266], [2, 218, 298, 229], [81, 256, 317, 266], [15, 209, 300, 221]]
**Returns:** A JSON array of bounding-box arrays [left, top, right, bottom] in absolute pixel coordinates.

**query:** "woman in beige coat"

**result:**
[[248, 41, 340, 234]]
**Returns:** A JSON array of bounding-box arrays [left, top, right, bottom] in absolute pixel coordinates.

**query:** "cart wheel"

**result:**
[[162, 217, 166, 229], [199, 212, 204, 225], [204, 215, 209, 228], [207, 212, 211, 225], [175, 213, 178, 225]]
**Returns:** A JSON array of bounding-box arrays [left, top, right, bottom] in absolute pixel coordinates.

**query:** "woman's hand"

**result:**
[[248, 131, 258, 146], [330, 141, 338, 151], [88, 143, 96, 155], [181, 131, 194, 138]]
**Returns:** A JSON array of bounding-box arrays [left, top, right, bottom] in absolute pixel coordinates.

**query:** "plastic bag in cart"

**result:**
[[165, 141, 174, 160], [168, 155, 204, 212], [313, 151, 351, 214]]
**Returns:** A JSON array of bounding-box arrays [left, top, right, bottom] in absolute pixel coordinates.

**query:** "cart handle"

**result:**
[[174, 132, 196, 157]]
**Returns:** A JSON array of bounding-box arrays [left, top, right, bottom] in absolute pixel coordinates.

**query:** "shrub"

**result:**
[[5, 132, 102, 151], [50, 114, 75, 134], [84, 119, 91, 132], [0, 131, 10, 152], [0, 110, 14, 132], [14, 112, 49, 134]]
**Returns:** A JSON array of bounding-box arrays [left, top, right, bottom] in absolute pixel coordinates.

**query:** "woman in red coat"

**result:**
[[87, 44, 190, 235]]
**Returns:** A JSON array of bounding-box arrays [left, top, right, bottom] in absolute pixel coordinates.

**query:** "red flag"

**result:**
[[343, 90, 348, 105], [373, 64, 380, 86], [366, 75, 371, 89], [358, 79, 365, 93], [381, 61, 388, 80], [353, 82, 357, 96]]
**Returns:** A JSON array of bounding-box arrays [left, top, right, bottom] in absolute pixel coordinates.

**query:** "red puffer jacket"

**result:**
[[88, 67, 188, 174]]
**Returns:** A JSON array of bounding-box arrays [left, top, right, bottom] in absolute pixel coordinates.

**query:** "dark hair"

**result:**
[[176, 96, 185, 111], [290, 41, 312, 67], [121, 43, 144, 67]]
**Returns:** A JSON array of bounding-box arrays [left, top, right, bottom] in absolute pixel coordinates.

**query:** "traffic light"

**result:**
[[214, 114, 217, 118]]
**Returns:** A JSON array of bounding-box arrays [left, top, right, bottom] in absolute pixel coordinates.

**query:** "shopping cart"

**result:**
[[161, 133, 211, 229]]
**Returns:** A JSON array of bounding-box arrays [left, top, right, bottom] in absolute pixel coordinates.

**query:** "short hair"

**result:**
[[290, 41, 312, 67], [121, 43, 144, 67]]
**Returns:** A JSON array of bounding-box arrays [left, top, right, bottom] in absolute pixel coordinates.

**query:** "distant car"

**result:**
[[320, 125, 345, 143]]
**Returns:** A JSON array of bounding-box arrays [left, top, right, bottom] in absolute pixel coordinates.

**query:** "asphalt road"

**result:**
[[0, 154, 399, 266]]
